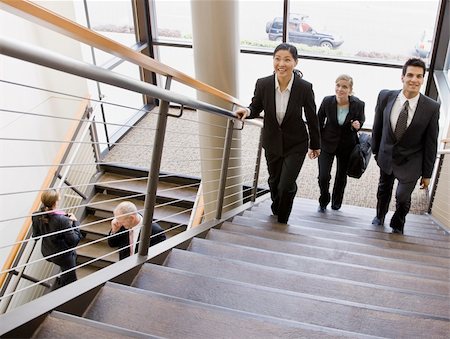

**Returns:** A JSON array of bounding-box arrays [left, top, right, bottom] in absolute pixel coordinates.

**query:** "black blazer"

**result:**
[[108, 222, 166, 260], [246, 73, 320, 156], [372, 89, 440, 182], [318, 95, 365, 153], [32, 211, 82, 261]]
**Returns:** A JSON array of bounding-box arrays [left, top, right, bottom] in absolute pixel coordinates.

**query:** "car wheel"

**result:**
[[320, 41, 333, 48]]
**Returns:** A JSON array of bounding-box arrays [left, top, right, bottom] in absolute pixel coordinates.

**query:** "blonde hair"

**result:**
[[335, 74, 354, 94], [41, 190, 59, 210]]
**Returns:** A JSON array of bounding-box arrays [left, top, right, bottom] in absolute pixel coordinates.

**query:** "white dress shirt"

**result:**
[[390, 91, 419, 131], [275, 73, 294, 125]]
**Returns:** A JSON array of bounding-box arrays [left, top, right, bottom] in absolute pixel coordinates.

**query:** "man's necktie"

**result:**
[[394, 100, 409, 141]]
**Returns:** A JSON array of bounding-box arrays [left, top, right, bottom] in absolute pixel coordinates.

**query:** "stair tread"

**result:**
[[83, 282, 367, 339], [164, 249, 450, 319], [81, 215, 112, 236], [88, 193, 190, 225], [97, 172, 197, 203], [34, 311, 150, 339], [254, 197, 442, 229], [221, 221, 450, 268], [240, 212, 450, 249], [131, 263, 450, 338], [232, 215, 450, 257], [77, 238, 119, 263], [207, 228, 449, 281], [188, 237, 449, 296], [248, 207, 447, 238]]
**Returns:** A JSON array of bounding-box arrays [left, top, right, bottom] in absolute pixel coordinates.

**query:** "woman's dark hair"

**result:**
[[273, 43, 298, 62]]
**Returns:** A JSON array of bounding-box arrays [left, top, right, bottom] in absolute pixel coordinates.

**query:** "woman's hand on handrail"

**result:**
[[234, 107, 250, 121]]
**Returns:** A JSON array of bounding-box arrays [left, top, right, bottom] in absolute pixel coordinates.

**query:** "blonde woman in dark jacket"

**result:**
[[32, 190, 82, 287], [317, 75, 365, 212]]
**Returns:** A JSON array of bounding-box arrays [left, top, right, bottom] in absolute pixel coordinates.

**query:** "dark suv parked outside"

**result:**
[[266, 15, 344, 49]]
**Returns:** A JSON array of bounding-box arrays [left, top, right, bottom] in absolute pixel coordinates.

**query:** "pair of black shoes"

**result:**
[[372, 216, 404, 234], [317, 204, 340, 213]]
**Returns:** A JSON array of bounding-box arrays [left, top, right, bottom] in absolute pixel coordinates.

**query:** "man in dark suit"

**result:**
[[235, 44, 320, 224], [371, 58, 440, 234], [108, 201, 166, 260]]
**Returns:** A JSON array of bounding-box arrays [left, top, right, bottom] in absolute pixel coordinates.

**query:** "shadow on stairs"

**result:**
[[2, 198, 450, 338]]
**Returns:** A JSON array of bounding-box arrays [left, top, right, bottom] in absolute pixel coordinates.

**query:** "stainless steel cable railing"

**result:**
[[0, 36, 267, 314]]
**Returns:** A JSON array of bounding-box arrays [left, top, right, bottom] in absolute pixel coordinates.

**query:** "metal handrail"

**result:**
[[0, 37, 261, 128]]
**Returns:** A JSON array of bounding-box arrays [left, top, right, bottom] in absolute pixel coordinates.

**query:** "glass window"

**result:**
[[154, 0, 193, 43], [97, 61, 144, 141], [157, 46, 196, 98], [83, 0, 137, 45], [240, 1, 439, 65], [240, 1, 283, 49], [239, 52, 428, 128]]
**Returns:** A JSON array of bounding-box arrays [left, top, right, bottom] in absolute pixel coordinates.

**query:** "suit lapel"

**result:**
[[267, 75, 277, 123], [386, 90, 400, 138], [404, 94, 425, 136], [331, 96, 338, 124]]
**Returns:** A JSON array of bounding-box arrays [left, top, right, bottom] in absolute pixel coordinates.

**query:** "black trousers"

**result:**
[[50, 250, 77, 288], [266, 151, 306, 223], [375, 169, 417, 229], [318, 148, 351, 209]]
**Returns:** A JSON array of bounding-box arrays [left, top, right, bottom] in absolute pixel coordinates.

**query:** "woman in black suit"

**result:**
[[317, 74, 365, 212], [32, 190, 82, 288], [235, 43, 320, 224]]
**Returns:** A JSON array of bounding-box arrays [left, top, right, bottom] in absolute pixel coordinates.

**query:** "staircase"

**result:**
[[5, 198, 450, 338], [76, 164, 198, 273]]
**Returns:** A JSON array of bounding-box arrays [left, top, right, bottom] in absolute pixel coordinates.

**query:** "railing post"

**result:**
[[138, 76, 172, 255], [87, 104, 102, 169], [428, 153, 445, 213], [251, 129, 264, 202], [215, 119, 235, 220]]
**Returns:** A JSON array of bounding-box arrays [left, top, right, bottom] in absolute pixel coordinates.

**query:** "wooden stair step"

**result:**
[[220, 221, 450, 268], [88, 193, 190, 226], [241, 211, 450, 248], [97, 172, 197, 204], [33, 311, 149, 338], [76, 238, 119, 264], [207, 228, 449, 281], [83, 282, 363, 338], [248, 207, 447, 238], [164, 249, 450, 319], [131, 263, 449, 338], [258, 199, 440, 228], [187, 237, 449, 296], [81, 215, 111, 237], [232, 216, 450, 257]]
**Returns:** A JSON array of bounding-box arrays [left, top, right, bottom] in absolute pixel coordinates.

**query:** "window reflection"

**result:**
[[154, 0, 193, 43], [84, 0, 136, 45], [239, 1, 439, 64]]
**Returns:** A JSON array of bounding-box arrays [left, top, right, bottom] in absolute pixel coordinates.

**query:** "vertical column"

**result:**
[[191, 0, 242, 220]]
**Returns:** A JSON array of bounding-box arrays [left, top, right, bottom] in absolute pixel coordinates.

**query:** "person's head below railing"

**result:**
[[107, 201, 166, 261], [31, 190, 82, 289]]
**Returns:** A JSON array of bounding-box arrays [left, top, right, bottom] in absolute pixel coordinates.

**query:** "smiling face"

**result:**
[[335, 79, 352, 101], [273, 49, 298, 81], [402, 66, 424, 98]]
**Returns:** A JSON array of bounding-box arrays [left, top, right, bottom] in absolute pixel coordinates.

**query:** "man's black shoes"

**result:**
[[371, 216, 384, 226]]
